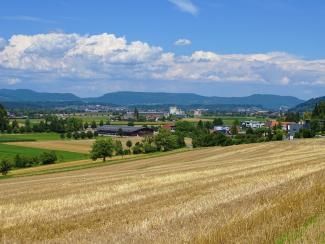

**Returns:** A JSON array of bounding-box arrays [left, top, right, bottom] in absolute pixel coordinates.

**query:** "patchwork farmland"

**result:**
[[0, 139, 324, 243]]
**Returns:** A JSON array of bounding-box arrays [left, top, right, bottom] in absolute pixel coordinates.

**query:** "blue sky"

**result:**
[[0, 0, 325, 99]]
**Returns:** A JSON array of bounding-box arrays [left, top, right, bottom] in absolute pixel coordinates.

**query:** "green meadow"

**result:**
[[0, 144, 88, 163], [0, 133, 61, 142]]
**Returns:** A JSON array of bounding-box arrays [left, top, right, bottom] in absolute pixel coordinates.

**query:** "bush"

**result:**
[[66, 132, 72, 139], [39, 151, 57, 165], [73, 132, 80, 140], [14, 154, 35, 168], [86, 131, 94, 139], [0, 159, 12, 175], [143, 142, 157, 153], [132, 144, 143, 154], [60, 133, 65, 139], [80, 131, 86, 139]]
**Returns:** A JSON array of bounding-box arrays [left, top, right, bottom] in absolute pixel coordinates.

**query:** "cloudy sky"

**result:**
[[0, 0, 325, 99]]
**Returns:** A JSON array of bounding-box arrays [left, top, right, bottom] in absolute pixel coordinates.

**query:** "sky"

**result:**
[[0, 0, 325, 99]]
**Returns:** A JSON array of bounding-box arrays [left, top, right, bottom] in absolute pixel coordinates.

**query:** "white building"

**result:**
[[169, 106, 185, 116], [193, 109, 202, 117], [241, 120, 265, 129]]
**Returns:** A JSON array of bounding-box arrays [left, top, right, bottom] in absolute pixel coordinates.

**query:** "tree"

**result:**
[[126, 140, 133, 150], [91, 120, 97, 129], [115, 140, 124, 157], [90, 138, 115, 162], [134, 107, 139, 121], [105, 119, 111, 125], [213, 118, 224, 126], [12, 120, 19, 130], [127, 120, 134, 126], [117, 128, 123, 137], [99, 120, 104, 126], [24, 119, 32, 132], [39, 151, 57, 165], [154, 128, 178, 152], [0, 159, 12, 175], [66, 132, 72, 139], [230, 119, 239, 135], [73, 132, 80, 140], [84, 122, 89, 129], [0, 104, 9, 132], [86, 131, 94, 139], [80, 131, 86, 139]]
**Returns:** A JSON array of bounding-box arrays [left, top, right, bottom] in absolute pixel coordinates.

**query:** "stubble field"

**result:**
[[0, 139, 324, 243], [7, 136, 143, 153]]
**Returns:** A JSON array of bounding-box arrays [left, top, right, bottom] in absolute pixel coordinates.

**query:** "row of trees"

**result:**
[[0, 151, 58, 175], [90, 128, 185, 161]]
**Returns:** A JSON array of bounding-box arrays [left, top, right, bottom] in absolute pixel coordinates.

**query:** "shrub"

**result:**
[[14, 154, 34, 168], [39, 151, 57, 165], [73, 132, 80, 140], [80, 131, 86, 139], [0, 159, 12, 175], [86, 131, 94, 139], [132, 144, 143, 154], [60, 133, 65, 139], [66, 132, 72, 139], [143, 142, 157, 153]]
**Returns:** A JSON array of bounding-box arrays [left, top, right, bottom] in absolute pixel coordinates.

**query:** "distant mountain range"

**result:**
[[290, 96, 325, 112], [0, 89, 305, 110]]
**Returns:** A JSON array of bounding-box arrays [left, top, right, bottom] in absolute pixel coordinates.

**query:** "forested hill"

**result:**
[[0, 89, 304, 110]]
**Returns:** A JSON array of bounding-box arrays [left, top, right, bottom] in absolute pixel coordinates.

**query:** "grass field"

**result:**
[[184, 116, 267, 126], [0, 139, 324, 243], [0, 144, 88, 163], [0, 132, 61, 142]]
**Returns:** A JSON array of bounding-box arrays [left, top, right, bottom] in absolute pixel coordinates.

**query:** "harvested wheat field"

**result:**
[[1, 139, 325, 243], [8, 136, 143, 153]]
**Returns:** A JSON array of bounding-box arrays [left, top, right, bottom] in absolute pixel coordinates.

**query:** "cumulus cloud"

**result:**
[[174, 38, 192, 46], [7, 78, 21, 85], [168, 0, 198, 15], [0, 37, 6, 51], [0, 32, 325, 95]]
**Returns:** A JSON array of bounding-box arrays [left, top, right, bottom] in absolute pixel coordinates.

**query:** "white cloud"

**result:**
[[1, 33, 325, 94], [7, 78, 21, 85], [0, 37, 6, 50], [168, 0, 198, 15], [174, 38, 192, 46]]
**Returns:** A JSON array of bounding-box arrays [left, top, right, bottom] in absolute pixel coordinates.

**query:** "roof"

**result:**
[[97, 125, 148, 133]]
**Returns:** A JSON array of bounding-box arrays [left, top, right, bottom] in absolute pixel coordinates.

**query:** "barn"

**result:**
[[96, 125, 154, 137]]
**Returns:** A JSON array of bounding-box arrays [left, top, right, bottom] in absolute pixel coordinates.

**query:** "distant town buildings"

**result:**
[[169, 106, 186, 118], [193, 109, 203, 117], [241, 120, 265, 129]]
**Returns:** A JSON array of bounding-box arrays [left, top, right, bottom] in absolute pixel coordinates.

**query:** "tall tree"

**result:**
[[134, 107, 139, 121], [90, 138, 115, 162], [0, 104, 9, 132]]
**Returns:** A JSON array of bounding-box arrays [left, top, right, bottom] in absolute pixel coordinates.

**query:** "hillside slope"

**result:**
[[1, 140, 324, 243]]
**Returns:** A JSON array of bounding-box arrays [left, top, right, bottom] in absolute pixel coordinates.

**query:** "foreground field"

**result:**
[[0, 140, 325, 243], [0, 144, 88, 162]]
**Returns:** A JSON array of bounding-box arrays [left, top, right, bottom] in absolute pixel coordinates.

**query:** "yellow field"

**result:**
[[8, 136, 143, 153], [1, 139, 325, 243]]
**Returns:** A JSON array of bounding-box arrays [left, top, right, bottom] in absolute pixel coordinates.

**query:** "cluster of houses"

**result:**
[[213, 120, 306, 140]]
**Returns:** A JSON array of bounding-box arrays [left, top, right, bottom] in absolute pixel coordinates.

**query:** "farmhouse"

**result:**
[[96, 125, 154, 137], [213, 126, 230, 135]]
